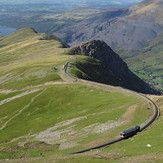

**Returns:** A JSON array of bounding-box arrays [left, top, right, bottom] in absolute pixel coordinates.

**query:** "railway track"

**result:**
[[63, 60, 160, 154]]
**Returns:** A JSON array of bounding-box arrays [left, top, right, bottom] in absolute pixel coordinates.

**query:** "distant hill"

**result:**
[[56, 0, 163, 50], [115, 0, 163, 92], [67, 40, 159, 94], [118, 31, 163, 92], [0, 0, 143, 7]]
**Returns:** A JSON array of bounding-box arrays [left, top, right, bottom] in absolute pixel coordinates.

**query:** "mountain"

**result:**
[[53, 0, 163, 92], [55, 0, 163, 50], [0, 27, 158, 94], [0, 27, 162, 162], [67, 40, 159, 94]]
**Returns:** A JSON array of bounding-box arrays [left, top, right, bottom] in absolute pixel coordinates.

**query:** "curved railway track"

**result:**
[[63, 60, 160, 154]]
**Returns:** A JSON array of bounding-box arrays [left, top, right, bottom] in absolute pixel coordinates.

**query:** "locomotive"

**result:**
[[120, 126, 140, 139]]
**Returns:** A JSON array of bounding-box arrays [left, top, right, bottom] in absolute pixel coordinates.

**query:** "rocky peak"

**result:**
[[69, 40, 128, 78], [68, 40, 159, 94]]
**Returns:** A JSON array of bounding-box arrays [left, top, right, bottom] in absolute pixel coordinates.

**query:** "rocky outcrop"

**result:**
[[68, 40, 159, 94]]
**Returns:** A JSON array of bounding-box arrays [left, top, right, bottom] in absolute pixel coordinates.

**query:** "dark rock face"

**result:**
[[69, 40, 159, 94]]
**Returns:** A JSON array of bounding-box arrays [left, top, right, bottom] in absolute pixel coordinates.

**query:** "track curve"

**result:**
[[63, 60, 159, 154], [139, 95, 159, 132]]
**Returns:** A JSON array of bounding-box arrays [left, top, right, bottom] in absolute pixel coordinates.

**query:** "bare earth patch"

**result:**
[[34, 115, 128, 150], [35, 116, 87, 149], [84, 120, 128, 134], [121, 104, 137, 120]]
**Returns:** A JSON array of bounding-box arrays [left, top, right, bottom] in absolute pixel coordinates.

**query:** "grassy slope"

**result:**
[[69, 57, 121, 86], [0, 84, 145, 159], [0, 27, 73, 89], [12, 96, 162, 163], [0, 28, 161, 162]]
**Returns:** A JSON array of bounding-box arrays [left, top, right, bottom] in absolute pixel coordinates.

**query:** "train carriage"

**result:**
[[120, 126, 140, 139]]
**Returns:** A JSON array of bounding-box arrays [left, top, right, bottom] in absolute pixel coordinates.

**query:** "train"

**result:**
[[120, 126, 140, 139]]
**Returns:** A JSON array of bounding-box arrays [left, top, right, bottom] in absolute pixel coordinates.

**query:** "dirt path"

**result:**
[[57, 65, 77, 82], [0, 89, 46, 130], [0, 88, 42, 106], [0, 81, 74, 94]]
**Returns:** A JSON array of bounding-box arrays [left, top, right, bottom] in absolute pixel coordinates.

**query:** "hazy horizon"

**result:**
[[0, 0, 143, 7]]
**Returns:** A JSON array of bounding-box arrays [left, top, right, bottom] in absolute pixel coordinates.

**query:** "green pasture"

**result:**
[[0, 84, 149, 159]]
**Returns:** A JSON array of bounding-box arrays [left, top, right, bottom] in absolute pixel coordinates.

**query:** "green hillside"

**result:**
[[0, 27, 73, 89], [117, 31, 163, 92], [68, 57, 121, 86], [0, 28, 162, 162]]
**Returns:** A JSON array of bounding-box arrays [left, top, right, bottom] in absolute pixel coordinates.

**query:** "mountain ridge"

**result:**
[[67, 40, 159, 94], [53, 0, 163, 92], [54, 0, 163, 50], [0, 27, 160, 94]]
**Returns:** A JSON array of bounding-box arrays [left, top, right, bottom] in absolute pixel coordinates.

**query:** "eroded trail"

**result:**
[[0, 89, 42, 106], [0, 89, 46, 130]]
